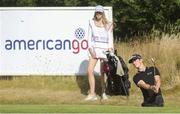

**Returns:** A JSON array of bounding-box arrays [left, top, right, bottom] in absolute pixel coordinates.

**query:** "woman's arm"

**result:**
[[108, 22, 114, 51], [88, 20, 93, 50], [88, 20, 96, 58]]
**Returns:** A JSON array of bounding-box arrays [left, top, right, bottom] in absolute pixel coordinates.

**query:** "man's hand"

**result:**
[[137, 80, 159, 93], [150, 85, 159, 93]]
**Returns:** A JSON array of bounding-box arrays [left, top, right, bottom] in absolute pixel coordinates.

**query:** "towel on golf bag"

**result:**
[[105, 52, 131, 96]]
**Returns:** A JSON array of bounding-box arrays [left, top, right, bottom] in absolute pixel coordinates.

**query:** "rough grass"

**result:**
[[115, 32, 180, 90], [0, 76, 180, 107], [0, 32, 180, 113]]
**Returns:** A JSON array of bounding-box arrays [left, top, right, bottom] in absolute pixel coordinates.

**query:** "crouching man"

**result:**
[[129, 54, 164, 107]]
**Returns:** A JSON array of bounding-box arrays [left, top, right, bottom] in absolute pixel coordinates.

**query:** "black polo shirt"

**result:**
[[133, 67, 162, 103]]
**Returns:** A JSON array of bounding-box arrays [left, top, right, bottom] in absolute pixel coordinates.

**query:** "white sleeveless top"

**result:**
[[88, 20, 113, 59]]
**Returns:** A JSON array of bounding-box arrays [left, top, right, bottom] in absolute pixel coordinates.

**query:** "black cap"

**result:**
[[128, 54, 142, 63]]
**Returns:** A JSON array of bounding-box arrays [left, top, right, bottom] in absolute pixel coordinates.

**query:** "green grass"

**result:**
[[0, 104, 180, 113]]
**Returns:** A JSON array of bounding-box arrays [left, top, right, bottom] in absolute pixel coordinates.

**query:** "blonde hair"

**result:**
[[93, 12, 110, 30]]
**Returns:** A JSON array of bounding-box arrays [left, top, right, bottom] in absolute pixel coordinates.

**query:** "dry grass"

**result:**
[[115, 32, 180, 90], [0, 32, 180, 105], [0, 76, 143, 105]]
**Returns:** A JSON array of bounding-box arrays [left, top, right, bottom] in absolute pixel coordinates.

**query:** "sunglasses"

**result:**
[[95, 12, 103, 15]]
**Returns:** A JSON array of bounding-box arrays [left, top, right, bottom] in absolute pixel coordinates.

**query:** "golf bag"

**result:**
[[103, 51, 131, 96]]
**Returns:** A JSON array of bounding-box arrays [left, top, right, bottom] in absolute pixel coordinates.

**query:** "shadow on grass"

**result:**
[[75, 59, 102, 96], [0, 76, 13, 80], [76, 76, 102, 96]]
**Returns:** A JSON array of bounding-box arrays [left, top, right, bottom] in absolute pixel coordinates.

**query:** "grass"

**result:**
[[0, 32, 180, 113], [0, 104, 180, 113], [115, 32, 180, 89], [0, 77, 180, 113]]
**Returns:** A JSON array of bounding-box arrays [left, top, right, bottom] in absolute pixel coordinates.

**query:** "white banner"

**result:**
[[0, 7, 112, 76]]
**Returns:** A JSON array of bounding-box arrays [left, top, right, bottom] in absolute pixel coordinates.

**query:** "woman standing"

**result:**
[[85, 5, 114, 101]]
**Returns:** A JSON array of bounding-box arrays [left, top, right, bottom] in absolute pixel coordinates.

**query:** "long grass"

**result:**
[[115, 32, 180, 90], [0, 32, 180, 109]]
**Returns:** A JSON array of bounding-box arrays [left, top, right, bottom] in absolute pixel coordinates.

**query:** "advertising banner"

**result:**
[[0, 7, 112, 75]]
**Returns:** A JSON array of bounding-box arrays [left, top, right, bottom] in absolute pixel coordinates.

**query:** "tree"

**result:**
[[111, 0, 180, 41], [0, 0, 179, 40]]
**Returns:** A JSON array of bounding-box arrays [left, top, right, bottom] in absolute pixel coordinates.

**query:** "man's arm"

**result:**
[[137, 79, 160, 93], [137, 80, 151, 89], [154, 75, 161, 93]]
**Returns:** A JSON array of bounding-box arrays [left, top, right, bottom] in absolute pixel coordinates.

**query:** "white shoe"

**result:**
[[102, 93, 108, 100], [85, 95, 98, 101]]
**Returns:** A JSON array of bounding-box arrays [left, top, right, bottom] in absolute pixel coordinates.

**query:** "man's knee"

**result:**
[[155, 94, 164, 107], [141, 95, 164, 107]]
